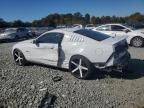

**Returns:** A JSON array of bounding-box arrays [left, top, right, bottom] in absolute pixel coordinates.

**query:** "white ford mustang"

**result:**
[[12, 28, 130, 79]]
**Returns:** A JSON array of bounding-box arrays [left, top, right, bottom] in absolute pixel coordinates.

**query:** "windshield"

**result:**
[[126, 24, 144, 29], [122, 24, 136, 30], [74, 29, 110, 41]]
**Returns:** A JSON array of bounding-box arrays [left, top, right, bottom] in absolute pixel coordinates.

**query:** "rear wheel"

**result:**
[[13, 49, 27, 66], [69, 55, 94, 79], [131, 36, 144, 47]]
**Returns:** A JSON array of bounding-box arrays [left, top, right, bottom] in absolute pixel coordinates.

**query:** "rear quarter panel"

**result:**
[[62, 34, 113, 67]]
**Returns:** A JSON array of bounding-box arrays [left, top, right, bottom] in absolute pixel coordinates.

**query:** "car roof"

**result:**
[[95, 23, 124, 28], [101, 23, 122, 26], [47, 28, 81, 33]]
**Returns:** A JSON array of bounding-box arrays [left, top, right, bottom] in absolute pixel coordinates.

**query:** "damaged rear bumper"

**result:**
[[94, 52, 131, 72], [104, 52, 131, 72]]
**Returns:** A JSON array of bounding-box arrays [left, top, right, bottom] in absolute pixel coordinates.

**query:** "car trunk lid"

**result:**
[[101, 36, 127, 45]]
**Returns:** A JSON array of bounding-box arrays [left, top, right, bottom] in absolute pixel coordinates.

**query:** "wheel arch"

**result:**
[[13, 48, 23, 53]]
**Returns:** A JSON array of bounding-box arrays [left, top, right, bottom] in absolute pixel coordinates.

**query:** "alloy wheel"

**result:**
[[14, 50, 24, 65], [132, 37, 143, 47], [70, 58, 89, 78]]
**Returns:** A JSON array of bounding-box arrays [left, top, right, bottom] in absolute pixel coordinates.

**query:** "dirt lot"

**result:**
[[0, 42, 144, 108]]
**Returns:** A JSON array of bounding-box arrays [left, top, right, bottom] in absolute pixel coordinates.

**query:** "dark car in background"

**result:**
[[30, 27, 54, 37], [126, 23, 144, 29]]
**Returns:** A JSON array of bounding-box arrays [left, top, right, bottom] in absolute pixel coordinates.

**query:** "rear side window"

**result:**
[[111, 25, 125, 31], [74, 29, 110, 41], [96, 25, 110, 31]]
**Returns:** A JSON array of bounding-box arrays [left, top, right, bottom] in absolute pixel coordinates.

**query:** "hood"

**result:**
[[13, 39, 34, 50], [101, 36, 127, 45], [18, 39, 34, 44], [134, 29, 144, 33], [131, 29, 144, 36], [12, 39, 34, 54]]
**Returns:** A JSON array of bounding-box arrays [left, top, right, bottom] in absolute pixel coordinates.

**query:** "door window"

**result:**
[[37, 32, 63, 44], [96, 25, 110, 31], [111, 25, 125, 31]]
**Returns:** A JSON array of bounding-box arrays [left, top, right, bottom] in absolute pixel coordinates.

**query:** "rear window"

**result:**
[[74, 29, 110, 41]]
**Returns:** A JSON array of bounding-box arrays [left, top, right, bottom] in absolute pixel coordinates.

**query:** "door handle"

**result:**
[[50, 47, 54, 49], [49, 45, 58, 50], [111, 33, 116, 37], [50, 46, 56, 49]]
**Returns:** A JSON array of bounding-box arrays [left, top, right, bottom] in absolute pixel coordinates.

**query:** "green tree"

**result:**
[[64, 13, 73, 25], [85, 13, 90, 24], [0, 18, 9, 28], [128, 12, 144, 22], [91, 16, 96, 24], [11, 20, 24, 27], [72, 12, 83, 24], [1, 12, 144, 28]]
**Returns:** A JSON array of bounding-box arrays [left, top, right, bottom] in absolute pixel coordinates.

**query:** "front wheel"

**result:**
[[131, 37, 144, 47], [69, 55, 94, 79], [13, 49, 27, 66]]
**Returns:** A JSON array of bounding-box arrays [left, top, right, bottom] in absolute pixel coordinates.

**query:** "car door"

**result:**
[[16, 29, 21, 37], [111, 25, 128, 37], [21, 28, 28, 37], [95, 25, 116, 36], [16, 28, 24, 37], [30, 32, 64, 66]]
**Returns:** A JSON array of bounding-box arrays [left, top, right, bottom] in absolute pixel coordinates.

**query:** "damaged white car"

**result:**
[[12, 28, 130, 79]]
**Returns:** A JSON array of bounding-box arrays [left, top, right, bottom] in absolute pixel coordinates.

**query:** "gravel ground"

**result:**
[[0, 42, 144, 108]]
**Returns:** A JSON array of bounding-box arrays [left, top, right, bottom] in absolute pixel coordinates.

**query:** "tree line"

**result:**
[[0, 12, 144, 28]]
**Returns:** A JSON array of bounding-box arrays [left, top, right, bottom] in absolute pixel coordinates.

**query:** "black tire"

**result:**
[[13, 49, 27, 66], [69, 55, 94, 79], [131, 36, 144, 47]]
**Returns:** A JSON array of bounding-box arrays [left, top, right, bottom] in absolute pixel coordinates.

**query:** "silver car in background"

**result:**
[[0, 28, 32, 42]]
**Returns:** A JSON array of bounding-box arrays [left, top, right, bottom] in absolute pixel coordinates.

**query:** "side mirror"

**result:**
[[33, 39, 40, 47], [33, 39, 37, 44], [123, 29, 130, 33]]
